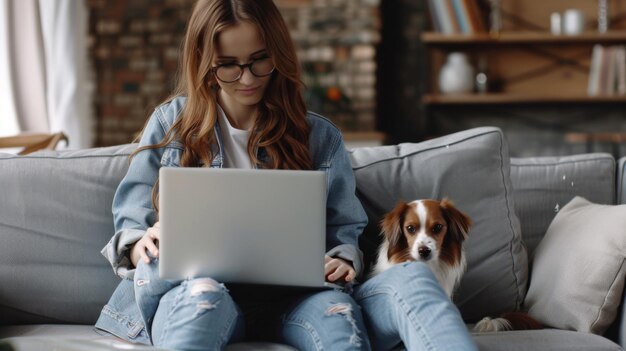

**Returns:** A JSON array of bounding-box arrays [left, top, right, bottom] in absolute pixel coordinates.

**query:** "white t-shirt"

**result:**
[[217, 106, 254, 169]]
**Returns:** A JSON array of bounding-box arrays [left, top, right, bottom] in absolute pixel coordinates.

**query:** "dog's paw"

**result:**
[[473, 317, 512, 333], [474, 312, 543, 332]]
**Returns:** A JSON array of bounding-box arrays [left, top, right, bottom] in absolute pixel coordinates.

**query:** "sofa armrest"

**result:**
[[618, 157, 625, 205], [617, 158, 626, 348], [617, 288, 626, 347], [603, 275, 626, 347]]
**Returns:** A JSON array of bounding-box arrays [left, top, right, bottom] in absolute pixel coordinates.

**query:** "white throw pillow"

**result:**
[[524, 196, 626, 334]]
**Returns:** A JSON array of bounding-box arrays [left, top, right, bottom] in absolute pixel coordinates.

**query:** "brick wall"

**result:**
[[276, 0, 381, 132], [88, 0, 193, 146], [88, 0, 381, 147]]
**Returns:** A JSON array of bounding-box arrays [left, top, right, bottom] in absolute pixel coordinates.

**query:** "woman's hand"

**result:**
[[130, 221, 161, 267], [324, 255, 356, 283]]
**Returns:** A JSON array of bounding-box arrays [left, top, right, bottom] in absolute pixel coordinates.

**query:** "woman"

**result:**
[[95, 0, 371, 350], [96, 0, 477, 350]]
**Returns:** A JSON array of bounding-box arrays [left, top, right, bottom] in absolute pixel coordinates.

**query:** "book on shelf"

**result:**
[[451, 0, 470, 33], [429, 0, 454, 34], [426, 0, 442, 32], [588, 45, 603, 96], [445, 0, 461, 33], [588, 44, 626, 96], [617, 46, 626, 95], [605, 46, 616, 95], [464, 0, 486, 33], [427, 0, 486, 35]]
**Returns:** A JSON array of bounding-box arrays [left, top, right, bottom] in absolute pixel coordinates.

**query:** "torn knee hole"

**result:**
[[325, 303, 363, 347], [325, 303, 353, 316], [189, 278, 221, 297], [196, 301, 217, 310]]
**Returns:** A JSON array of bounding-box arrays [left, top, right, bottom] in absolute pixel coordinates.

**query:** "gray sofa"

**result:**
[[1, 126, 625, 351]]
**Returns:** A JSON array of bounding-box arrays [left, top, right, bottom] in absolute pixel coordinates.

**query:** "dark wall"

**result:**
[[377, 0, 428, 144]]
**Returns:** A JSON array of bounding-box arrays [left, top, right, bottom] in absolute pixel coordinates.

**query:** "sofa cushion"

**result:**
[[0, 144, 136, 325], [472, 329, 621, 351], [0, 325, 297, 350], [0, 324, 111, 341], [2, 326, 621, 351], [510, 154, 616, 259], [349, 126, 527, 322], [524, 196, 626, 335]]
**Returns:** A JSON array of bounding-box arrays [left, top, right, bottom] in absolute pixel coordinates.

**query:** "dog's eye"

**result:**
[[406, 225, 416, 234], [432, 223, 443, 234]]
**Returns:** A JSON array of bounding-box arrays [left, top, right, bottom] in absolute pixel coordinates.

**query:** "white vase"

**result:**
[[438, 53, 475, 94]]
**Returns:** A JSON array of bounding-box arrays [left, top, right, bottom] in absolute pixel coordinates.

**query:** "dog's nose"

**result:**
[[418, 246, 431, 259]]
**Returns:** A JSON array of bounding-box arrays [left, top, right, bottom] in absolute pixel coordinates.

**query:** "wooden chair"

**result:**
[[0, 132, 68, 155]]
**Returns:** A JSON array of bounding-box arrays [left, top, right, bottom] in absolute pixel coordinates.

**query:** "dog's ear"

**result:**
[[440, 198, 472, 241], [380, 201, 409, 252]]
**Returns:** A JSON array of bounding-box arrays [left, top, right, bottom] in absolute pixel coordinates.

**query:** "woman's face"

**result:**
[[213, 21, 273, 115]]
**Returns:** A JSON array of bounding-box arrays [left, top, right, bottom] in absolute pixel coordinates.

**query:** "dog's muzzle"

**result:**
[[418, 246, 432, 260]]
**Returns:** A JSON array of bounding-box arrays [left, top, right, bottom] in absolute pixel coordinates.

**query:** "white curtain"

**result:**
[[0, 0, 92, 149], [39, 0, 92, 149], [0, 1, 20, 137], [9, 0, 49, 133]]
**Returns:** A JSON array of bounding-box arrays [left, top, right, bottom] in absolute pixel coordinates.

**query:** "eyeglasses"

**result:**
[[211, 56, 275, 83]]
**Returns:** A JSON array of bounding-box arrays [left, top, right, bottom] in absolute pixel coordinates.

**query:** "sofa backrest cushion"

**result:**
[[0, 144, 136, 325], [349, 126, 527, 322], [510, 153, 616, 259]]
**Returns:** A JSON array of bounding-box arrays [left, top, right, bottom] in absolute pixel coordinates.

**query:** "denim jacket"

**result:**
[[95, 96, 368, 343]]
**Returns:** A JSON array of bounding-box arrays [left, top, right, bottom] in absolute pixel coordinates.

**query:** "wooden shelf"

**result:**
[[342, 131, 386, 148], [421, 31, 626, 45], [342, 131, 386, 142], [422, 93, 626, 105], [565, 132, 626, 143]]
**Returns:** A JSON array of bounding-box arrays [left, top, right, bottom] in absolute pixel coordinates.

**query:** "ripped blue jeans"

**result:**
[[134, 258, 371, 351], [353, 262, 478, 351]]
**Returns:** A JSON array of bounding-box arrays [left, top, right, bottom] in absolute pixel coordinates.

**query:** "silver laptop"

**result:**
[[158, 167, 338, 288]]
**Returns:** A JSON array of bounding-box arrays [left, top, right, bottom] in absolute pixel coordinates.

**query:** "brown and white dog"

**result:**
[[370, 198, 471, 299], [370, 199, 543, 332]]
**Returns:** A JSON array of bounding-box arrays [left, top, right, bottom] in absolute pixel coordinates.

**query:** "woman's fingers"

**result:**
[[137, 242, 151, 264], [325, 258, 355, 282], [327, 268, 344, 281], [328, 266, 353, 282], [137, 225, 161, 265], [324, 258, 337, 273], [146, 226, 160, 240], [344, 268, 355, 282], [145, 237, 159, 258]]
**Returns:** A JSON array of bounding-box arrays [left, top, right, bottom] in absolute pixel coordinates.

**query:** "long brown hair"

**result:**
[[132, 0, 312, 211]]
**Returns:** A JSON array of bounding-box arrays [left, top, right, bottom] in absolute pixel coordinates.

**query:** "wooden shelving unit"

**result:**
[[422, 0, 626, 107], [421, 31, 626, 106], [422, 31, 626, 46], [418, 0, 626, 157]]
